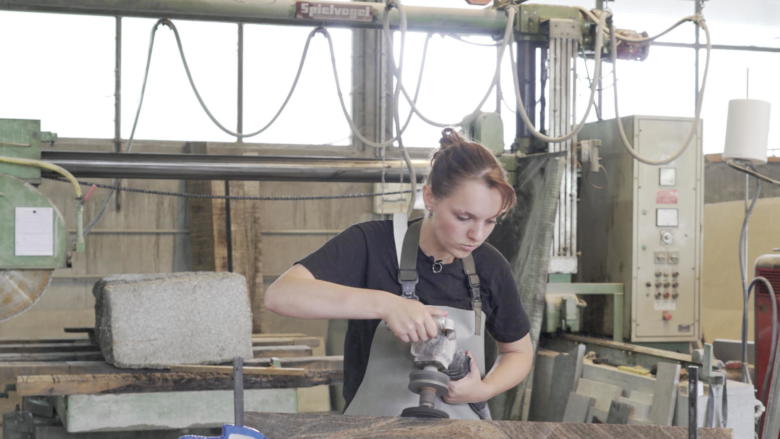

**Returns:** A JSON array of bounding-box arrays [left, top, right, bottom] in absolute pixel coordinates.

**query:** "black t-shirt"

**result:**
[[297, 219, 530, 407]]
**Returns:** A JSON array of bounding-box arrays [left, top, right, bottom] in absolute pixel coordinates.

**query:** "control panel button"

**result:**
[[662, 311, 673, 321]]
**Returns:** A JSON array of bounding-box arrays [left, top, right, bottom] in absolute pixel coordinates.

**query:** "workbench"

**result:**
[[0, 333, 342, 437]]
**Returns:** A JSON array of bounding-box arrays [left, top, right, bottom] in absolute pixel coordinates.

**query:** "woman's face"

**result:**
[[424, 179, 504, 261]]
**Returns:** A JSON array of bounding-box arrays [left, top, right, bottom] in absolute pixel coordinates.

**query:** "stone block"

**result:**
[[94, 272, 253, 368], [58, 389, 296, 432]]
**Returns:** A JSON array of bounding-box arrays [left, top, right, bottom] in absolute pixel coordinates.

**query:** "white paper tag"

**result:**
[[15, 207, 54, 256]]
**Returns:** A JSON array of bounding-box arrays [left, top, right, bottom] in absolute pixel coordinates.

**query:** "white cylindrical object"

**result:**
[[723, 99, 771, 164]]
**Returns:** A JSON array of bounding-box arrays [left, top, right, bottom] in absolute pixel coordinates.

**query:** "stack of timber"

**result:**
[[0, 332, 342, 401]]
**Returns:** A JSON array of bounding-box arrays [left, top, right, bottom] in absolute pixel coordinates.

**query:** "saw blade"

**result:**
[[0, 269, 52, 321]]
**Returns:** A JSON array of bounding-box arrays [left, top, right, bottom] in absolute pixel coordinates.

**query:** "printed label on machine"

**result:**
[[656, 189, 678, 204], [14, 207, 54, 256], [653, 300, 677, 311], [295, 2, 374, 22]]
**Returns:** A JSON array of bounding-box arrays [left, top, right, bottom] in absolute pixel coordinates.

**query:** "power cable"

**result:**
[[728, 160, 780, 186], [85, 19, 169, 236], [508, 6, 606, 144], [609, 15, 712, 165], [738, 174, 762, 385]]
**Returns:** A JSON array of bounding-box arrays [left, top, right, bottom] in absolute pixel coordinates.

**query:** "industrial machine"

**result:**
[[0, 119, 79, 321], [578, 116, 703, 343], [755, 253, 780, 414]]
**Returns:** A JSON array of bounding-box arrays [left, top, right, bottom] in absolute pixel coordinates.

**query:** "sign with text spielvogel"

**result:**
[[295, 2, 374, 22]]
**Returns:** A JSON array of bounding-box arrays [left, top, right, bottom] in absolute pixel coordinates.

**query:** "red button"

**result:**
[[662, 311, 672, 321]]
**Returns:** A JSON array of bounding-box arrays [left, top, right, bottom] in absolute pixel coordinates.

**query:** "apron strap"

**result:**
[[397, 219, 421, 301], [462, 255, 483, 336], [394, 216, 484, 336], [392, 213, 408, 268]]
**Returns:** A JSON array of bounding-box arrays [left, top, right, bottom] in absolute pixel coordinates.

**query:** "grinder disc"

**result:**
[[0, 269, 52, 321]]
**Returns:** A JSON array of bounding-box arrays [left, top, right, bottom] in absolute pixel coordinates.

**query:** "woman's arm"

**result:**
[[264, 264, 447, 343], [444, 333, 534, 404]]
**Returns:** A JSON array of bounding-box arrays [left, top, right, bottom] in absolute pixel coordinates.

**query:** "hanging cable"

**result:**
[[738, 175, 762, 385], [165, 20, 323, 139], [609, 15, 712, 165], [728, 160, 780, 186], [84, 19, 169, 236], [508, 6, 606, 143], [389, 6, 517, 129]]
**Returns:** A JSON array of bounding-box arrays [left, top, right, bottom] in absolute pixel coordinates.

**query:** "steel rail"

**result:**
[[40, 150, 430, 182], [0, 0, 508, 35]]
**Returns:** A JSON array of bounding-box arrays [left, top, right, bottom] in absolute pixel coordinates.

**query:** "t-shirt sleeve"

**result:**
[[485, 256, 530, 343], [296, 224, 369, 288]]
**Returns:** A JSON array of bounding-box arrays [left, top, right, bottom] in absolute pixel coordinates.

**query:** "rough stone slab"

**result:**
[[94, 272, 253, 368], [548, 344, 585, 421], [563, 392, 595, 423], [615, 396, 650, 422], [529, 350, 559, 421], [649, 361, 680, 426], [607, 399, 634, 424], [59, 388, 296, 432], [245, 412, 733, 438], [576, 377, 623, 413]]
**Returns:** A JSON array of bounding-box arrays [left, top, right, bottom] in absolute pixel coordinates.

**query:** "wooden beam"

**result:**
[[243, 412, 732, 439], [17, 368, 342, 396], [252, 345, 312, 358], [249, 336, 321, 348]]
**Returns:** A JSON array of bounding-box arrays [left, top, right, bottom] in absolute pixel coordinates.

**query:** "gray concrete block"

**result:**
[[94, 272, 253, 368]]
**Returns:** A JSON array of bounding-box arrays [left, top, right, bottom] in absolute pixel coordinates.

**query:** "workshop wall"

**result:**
[[702, 156, 780, 343]]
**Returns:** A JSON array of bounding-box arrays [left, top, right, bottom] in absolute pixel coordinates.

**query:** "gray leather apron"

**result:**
[[343, 216, 489, 419]]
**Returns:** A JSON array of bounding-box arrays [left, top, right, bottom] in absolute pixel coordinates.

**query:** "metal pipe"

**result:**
[[40, 151, 430, 182], [514, 40, 536, 153], [652, 41, 780, 54], [0, 0, 507, 35], [114, 16, 122, 212], [237, 22, 244, 143], [688, 365, 699, 439]]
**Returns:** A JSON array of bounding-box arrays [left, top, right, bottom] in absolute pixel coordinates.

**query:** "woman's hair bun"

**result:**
[[439, 127, 465, 151]]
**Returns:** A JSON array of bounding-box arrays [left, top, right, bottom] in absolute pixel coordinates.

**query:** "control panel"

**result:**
[[579, 116, 702, 342]]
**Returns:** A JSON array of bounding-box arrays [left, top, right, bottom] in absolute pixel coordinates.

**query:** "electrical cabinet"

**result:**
[[578, 116, 702, 342]]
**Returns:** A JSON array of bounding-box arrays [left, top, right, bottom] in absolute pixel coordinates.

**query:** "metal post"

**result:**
[[224, 181, 234, 272], [233, 357, 244, 427], [237, 23, 244, 143], [688, 365, 699, 439], [114, 16, 122, 211], [694, 0, 702, 115], [514, 40, 536, 153], [352, 0, 392, 154]]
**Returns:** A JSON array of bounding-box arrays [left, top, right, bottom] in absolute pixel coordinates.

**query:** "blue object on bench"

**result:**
[[179, 424, 266, 439]]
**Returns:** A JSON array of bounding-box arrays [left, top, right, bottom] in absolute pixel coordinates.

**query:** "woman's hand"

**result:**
[[380, 295, 448, 343], [443, 353, 488, 404]]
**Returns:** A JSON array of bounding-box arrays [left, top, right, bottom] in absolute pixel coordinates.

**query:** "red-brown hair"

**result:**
[[428, 128, 516, 213]]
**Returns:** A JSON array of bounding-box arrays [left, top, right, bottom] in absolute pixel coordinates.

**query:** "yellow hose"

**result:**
[[0, 156, 85, 252]]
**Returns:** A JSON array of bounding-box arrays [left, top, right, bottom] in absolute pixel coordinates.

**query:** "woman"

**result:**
[[264, 128, 533, 419]]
